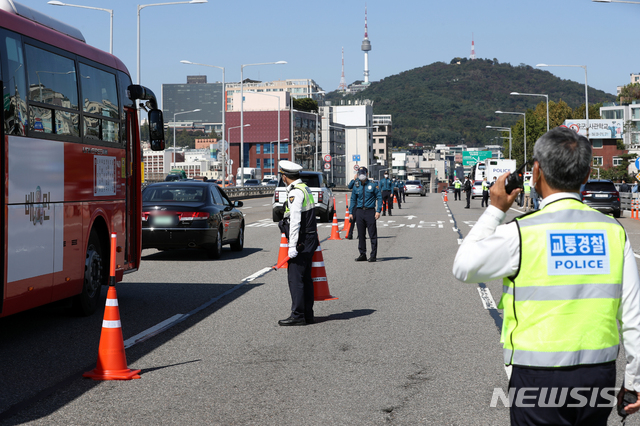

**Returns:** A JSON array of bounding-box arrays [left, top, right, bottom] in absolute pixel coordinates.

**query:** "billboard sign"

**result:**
[[462, 150, 492, 166], [562, 119, 624, 139]]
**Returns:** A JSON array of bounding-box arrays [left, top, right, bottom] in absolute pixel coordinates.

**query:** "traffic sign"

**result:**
[[324, 154, 332, 162], [352, 155, 361, 162], [635, 158, 640, 170], [324, 163, 331, 170], [636, 172, 640, 182], [462, 151, 492, 166], [354, 165, 360, 171]]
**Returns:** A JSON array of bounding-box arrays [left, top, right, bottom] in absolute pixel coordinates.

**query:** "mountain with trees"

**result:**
[[326, 58, 616, 148]]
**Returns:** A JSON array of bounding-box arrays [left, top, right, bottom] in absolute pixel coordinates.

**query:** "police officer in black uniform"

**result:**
[[277, 160, 318, 326], [349, 167, 382, 262]]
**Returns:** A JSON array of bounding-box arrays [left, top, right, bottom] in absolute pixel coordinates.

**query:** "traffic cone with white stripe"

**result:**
[[343, 194, 352, 235], [84, 233, 140, 380], [312, 242, 338, 301], [276, 233, 289, 269], [328, 198, 342, 240]]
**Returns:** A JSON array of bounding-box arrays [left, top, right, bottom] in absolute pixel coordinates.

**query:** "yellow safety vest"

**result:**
[[500, 198, 625, 367], [454, 181, 461, 189]]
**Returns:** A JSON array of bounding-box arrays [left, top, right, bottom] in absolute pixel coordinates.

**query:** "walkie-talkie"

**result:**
[[504, 162, 529, 195]]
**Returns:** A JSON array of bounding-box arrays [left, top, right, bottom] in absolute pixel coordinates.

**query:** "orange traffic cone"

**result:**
[[312, 242, 338, 301], [444, 191, 448, 202], [84, 233, 141, 381], [343, 194, 351, 235], [276, 233, 288, 269], [393, 193, 398, 204], [328, 210, 342, 240]]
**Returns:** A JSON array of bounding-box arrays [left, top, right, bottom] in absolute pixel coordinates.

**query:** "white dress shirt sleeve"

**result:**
[[452, 205, 521, 283], [619, 236, 640, 391], [287, 187, 304, 250]]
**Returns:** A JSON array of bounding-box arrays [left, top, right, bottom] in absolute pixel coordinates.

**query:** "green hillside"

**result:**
[[326, 58, 616, 147]]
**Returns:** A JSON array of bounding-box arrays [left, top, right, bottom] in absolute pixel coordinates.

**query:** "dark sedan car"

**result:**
[[142, 182, 244, 259], [580, 179, 621, 218]]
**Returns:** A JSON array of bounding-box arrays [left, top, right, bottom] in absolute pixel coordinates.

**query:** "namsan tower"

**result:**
[[361, 5, 371, 84], [471, 33, 476, 60]]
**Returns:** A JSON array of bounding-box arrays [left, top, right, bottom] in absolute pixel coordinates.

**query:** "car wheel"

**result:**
[[72, 229, 104, 316], [230, 223, 244, 251], [208, 228, 222, 259], [323, 206, 334, 223], [420, 192, 426, 197], [613, 209, 621, 219]]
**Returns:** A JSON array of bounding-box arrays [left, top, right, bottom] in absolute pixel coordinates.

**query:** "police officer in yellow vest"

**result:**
[[523, 178, 532, 211], [277, 160, 319, 326], [453, 127, 640, 425], [454, 177, 462, 201], [481, 177, 490, 208]]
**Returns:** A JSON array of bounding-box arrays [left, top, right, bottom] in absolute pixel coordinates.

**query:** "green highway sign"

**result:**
[[462, 150, 492, 166]]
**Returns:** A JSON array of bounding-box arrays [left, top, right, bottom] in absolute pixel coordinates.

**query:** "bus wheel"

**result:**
[[73, 230, 104, 316]]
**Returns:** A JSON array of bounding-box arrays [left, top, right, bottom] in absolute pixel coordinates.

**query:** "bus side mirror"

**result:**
[[148, 109, 165, 151]]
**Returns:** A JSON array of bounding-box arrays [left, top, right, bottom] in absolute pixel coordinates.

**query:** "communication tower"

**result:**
[[471, 33, 476, 60], [361, 5, 371, 84], [339, 47, 347, 92]]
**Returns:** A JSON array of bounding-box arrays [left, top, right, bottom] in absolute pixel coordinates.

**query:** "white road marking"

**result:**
[[477, 287, 497, 309], [452, 227, 458, 232], [449, 220, 454, 223], [457, 239, 463, 245], [124, 314, 185, 349]]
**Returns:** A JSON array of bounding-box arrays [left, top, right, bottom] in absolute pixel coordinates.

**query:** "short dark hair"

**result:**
[[533, 127, 592, 192]]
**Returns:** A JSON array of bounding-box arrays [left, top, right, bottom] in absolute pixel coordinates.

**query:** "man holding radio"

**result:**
[[453, 127, 640, 425]]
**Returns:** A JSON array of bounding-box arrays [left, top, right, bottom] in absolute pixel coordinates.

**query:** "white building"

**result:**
[[331, 101, 375, 179], [226, 79, 322, 112]]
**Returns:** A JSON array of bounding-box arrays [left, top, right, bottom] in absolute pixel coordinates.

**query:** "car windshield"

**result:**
[[584, 182, 616, 192], [278, 175, 321, 188], [142, 186, 205, 202]]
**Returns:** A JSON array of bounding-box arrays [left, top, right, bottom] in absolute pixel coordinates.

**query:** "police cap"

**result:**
[[358, 167, 368, 176], [279, 160, 303, 176]]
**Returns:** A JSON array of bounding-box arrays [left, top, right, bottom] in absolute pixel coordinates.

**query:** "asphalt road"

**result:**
[[2, 192, 640, 425]]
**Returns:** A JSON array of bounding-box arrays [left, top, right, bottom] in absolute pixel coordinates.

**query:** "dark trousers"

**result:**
[[347, 208, 357, 238], [466, 190, 471, 207], [287, 251, 314, 321], [482, 190, 489, 207], [381, 190, 392, 214], [401, 189, 406, 202], [454, 188, 461, 200], [509, 363, 615, 426], [356, 208, 378, 258], [393, 189, 402, 208]]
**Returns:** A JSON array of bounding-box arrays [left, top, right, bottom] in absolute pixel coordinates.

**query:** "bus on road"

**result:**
[[0, 1, 165, 317]]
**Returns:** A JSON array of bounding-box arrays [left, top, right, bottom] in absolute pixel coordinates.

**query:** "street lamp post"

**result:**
[[172, 108, 201, 169], [496, 111, 527, 168], [510, 92, 549, 132], [537, 64, 588, 137], [180, 60, 226, 184], [240, 61, 287, 187], [227, 124, 250, 187], [48, 1, 113, 54], [137, 0, 207, 85], [268, 138, 289, 175], [486, 125, 513, 159]]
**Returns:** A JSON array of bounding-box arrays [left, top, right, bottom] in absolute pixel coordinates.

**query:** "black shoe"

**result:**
[[305, 318, 315, 324], [382, 213, 386, 216], [368, 257, 377, 262], [465, 206, 470, 209], [355, 254, 367, 261], [389, 212, 392, 216], [278, 317, 306, 326], [345, 235, 353, 240]]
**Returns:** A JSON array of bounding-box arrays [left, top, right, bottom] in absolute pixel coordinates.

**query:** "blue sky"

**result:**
[[17, 0, 640, 105]]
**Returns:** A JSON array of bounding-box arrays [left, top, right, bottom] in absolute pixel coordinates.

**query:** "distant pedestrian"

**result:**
[[464, 176, 472, 208], [621, 180, 631, 193], [392, 177, 402, 209], [454, 177, 462, 201], [379, 172, 394, 216]]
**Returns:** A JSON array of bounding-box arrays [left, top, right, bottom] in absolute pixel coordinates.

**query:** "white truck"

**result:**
[[236, 167, 262, 184], [485, 159, 517, 182]]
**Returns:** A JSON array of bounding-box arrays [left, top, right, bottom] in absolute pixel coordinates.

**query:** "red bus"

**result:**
[[0, 1, 165, 317]]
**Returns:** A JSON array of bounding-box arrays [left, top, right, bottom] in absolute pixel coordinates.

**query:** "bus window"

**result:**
[[3, 32, 27, 136], [25, 44, 79, 137], [79, 62, 119, 143]]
